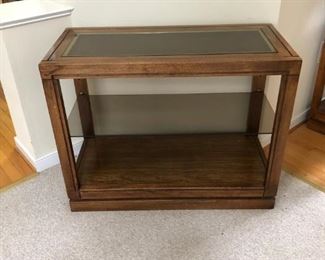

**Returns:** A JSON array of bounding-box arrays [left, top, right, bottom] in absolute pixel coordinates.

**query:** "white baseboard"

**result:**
[[258, 134, 272, 147], [290, 108, 309, 128], [259, 108, 310, 148], [15, 137, 84, 172]]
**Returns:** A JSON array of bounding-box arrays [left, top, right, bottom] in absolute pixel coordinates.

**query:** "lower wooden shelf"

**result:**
[[76, 134, 267, 202]]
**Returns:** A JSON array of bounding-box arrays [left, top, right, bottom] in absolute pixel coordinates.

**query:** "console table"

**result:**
[[39, 24, 301, 211]]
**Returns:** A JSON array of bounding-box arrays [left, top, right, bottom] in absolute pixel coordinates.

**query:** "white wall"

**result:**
[[2, 0, 324, 172], [57, 0, 282, 96], [276, 0, 325, 124], [2, 16, 74, 159], [0, 0, 76, 171], [0, 31, 34, 154], [61, 0, 281, 27], [65, 0, 324, 126]]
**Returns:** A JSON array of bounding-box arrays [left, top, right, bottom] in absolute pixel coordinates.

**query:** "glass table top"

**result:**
[[63, 29, 275, 57]]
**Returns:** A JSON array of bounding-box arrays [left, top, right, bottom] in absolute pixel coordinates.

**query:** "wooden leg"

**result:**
[[247, 75, 266, 134], [74, 79, 95, 137], [307, 42, 325, 133], [43, 79, 80, 200], [264, 74, 299, 197], [307, 118, 325, 134], [309, 42, 325, 119]]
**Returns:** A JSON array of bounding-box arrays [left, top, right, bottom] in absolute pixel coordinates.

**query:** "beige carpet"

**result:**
[[0, 165, 324, 260]]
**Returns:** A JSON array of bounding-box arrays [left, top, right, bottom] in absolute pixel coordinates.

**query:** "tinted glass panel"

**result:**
[[63, 30, 275, 57], [67, 93, 275, 137]]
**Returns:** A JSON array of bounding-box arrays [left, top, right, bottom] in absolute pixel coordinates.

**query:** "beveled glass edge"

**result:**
[[62, 33, 78, 56], [258, 29, 275, 53]]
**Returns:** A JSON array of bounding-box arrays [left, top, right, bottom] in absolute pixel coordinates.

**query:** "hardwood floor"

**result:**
[[283, 124, 325, 191], [0, 85, 36, 191]]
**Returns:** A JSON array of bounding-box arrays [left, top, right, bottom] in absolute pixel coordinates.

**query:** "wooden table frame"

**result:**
[[39, 24, 301, 211]]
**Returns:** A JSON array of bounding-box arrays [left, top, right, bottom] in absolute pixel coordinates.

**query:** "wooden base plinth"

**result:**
[[70, 197, 275, 211]]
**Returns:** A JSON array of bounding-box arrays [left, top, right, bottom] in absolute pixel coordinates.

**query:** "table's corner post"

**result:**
[[41, 77, 80, 201], [74, 79, 95, 137], [308, 42, 325, 120], [247, 75, 267, 134], [264, 73, 300, 197]]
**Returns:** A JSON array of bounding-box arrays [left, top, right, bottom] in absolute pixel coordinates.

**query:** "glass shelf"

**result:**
[[67, 93, 275, 137], [63, 29, 275, 57]]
